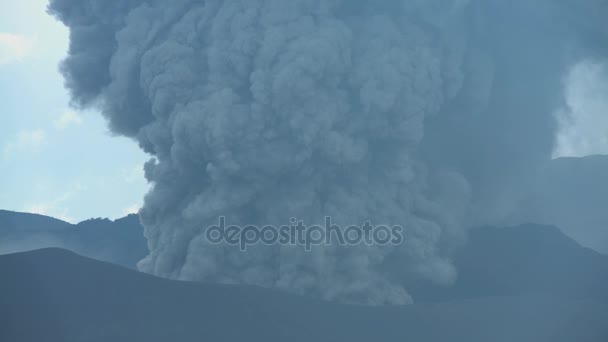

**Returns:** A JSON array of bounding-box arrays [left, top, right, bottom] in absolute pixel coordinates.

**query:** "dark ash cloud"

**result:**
[[50, 0, 608, 304]]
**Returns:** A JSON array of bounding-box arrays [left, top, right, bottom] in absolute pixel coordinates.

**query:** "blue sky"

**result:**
[[0, 0, 149, 223]]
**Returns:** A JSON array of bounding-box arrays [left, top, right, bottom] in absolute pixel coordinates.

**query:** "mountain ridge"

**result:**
[[1, 247, 607, 342], [0, 211, 146, 268]]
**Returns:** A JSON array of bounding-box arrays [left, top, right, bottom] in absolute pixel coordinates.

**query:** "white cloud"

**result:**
[[122, 165, 145, 183], [23, 183, 86, 224], [553, 60, 608, 158], [122, 203, 142, 217], [54, 110, 83, 130], [3, 129, 47, 157], [26, 203, 75, 223], [0, 32, 33, 65]]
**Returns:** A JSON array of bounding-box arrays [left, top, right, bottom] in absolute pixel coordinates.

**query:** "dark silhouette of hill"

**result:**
[[0, 211, 146, 269], [1, 248, 607, 342], [61, 215, 148, 269], [0, 210, 71, 234], [2, 210, 608, 305]]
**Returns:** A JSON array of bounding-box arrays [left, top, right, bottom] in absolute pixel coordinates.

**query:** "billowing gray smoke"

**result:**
[[49, 0, 608, 304]]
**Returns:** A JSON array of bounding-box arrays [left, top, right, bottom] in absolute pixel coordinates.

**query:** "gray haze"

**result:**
[[49, 0, 608, 304], [512, 156, 608, 254]]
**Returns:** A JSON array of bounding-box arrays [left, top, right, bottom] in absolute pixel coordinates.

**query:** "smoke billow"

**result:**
[[49, 0, 607, 304]]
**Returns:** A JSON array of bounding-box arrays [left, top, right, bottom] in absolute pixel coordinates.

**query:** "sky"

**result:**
[[0, 0, 149, 223], [554, 60, 608, 158]]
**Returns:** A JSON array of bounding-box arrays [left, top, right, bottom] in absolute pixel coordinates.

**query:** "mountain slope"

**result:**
[[3, 210, 608, 303], [0, 210, 71, 234], [410, 224, 608, 302], [514, 155, 608, 253], [0, 211, 146, 268], [1, 248, 607, 342]]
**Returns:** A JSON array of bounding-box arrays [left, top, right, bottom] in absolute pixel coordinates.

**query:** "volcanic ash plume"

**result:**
[[50, 0, 474, 304]]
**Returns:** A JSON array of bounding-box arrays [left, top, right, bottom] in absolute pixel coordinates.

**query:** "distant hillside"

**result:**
[[0, 211, 147, 269], [410, 224, 608, 302], [2, 210, 607, 304], [0, 210, 71, 233], [514, 155, 608, 253], [1, 248, 606, 342]]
